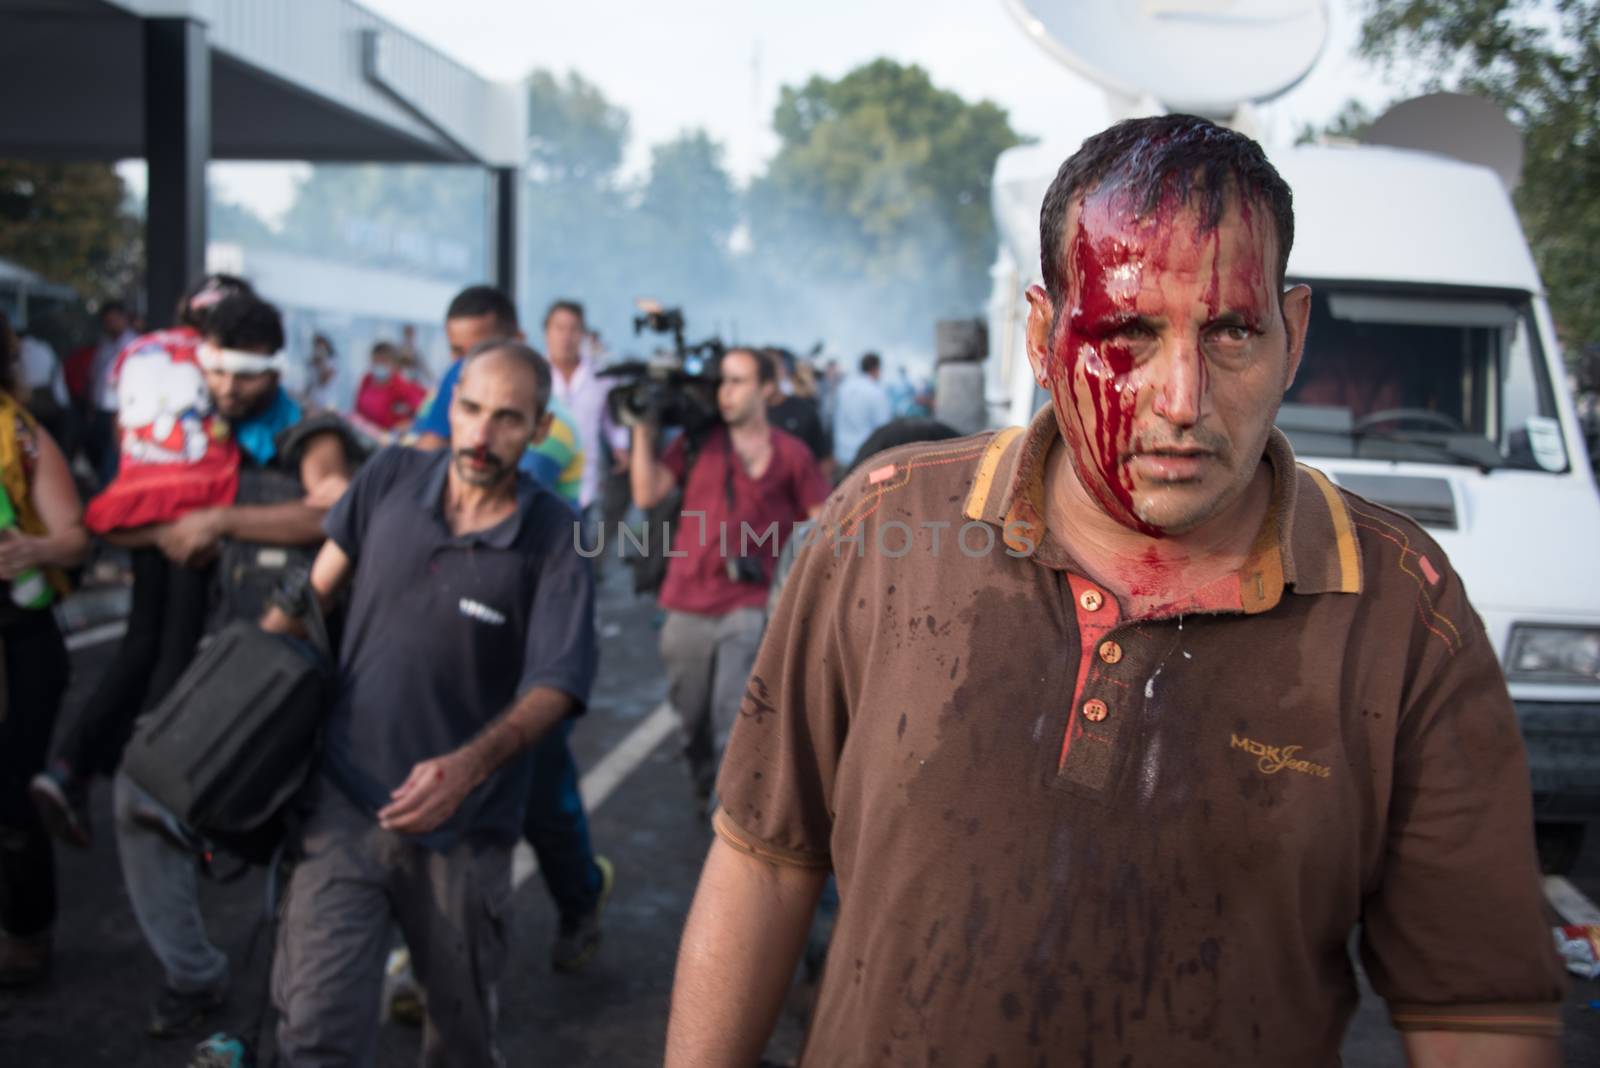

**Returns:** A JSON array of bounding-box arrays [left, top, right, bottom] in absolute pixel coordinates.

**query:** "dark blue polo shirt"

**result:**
[[320, 446, 596, 851]]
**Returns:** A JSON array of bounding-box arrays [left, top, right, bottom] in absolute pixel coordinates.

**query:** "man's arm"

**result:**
[[0, 426, 88, 577], [161, 431, 355, 563], [376, 684, 574, 834], [1403, 1029, 1560, 1068], [630, 424, 677, 510], [259, 538, 354, 636], [665, 837, 826, 1068]]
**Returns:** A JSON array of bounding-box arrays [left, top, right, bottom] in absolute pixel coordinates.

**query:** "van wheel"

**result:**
[[1536, 822, 1585, 875]]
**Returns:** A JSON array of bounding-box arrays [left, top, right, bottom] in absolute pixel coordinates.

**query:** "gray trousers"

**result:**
[[272, 780, 512, 1068], [112, 770, 229, 994], [659, 607, 765, 799]]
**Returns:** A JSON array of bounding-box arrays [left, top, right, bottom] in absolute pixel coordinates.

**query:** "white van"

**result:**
[[987, 138, 1600, 869]]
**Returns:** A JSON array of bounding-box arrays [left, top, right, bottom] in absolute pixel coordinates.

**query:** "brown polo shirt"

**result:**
[[714, 405, 1565, 1067]]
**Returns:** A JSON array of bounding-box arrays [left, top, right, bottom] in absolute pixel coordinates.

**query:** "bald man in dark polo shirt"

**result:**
[[666, 116, 1565, 1067], [265, 341, 596, 1066]]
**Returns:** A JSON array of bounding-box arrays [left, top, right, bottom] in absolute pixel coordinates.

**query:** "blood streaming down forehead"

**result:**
[[1043, 183, 1272, 537]]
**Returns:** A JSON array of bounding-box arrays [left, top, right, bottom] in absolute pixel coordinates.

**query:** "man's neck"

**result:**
[[727, 418, 770, 449], [1042, 443, 1272, 618], [442, 468, 519, 536], [552, 354, 581, 384]]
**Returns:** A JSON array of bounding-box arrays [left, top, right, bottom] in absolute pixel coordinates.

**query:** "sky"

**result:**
[[198, 0, 1398, 225]]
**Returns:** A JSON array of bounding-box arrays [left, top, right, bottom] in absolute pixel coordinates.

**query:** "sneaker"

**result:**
[[551, 855, 614, 974], [189, 1032, 252, 1068], [148, 984, 227, 1039], [29, 765, 91, 850], [384, 947, 424, 1027], [0, 932, 51, 988]]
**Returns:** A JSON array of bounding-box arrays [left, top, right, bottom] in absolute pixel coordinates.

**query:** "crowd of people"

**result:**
[[0, 111, 1571, 1068], [0, 252, 913, 1058]]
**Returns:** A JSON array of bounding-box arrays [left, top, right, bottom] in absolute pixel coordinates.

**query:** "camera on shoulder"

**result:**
[[600, 299, 724, 436]]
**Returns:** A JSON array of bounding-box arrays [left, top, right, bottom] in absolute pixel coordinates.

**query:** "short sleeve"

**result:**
[[1359, 563, 1566, 1036], [412, 361, 460, 439], [516, 520, 597, 713], [660, 434, 688, 483], [322, 446, 411, 561], [714, 481, 860, 869]]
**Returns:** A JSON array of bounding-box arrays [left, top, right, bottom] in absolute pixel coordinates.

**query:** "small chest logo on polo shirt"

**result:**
[[1230, 734, 1331, 779], [459, 598, 507, 625]]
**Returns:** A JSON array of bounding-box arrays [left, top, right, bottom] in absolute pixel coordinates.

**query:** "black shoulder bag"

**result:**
[[121, 580, 335, 866]]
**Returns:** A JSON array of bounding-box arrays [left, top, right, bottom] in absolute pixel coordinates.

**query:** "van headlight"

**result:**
[[1506, 625, 1600, 684]]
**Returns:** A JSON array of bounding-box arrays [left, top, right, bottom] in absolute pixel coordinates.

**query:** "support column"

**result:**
[[490, 165, 517, 298], [144, 18, 209, 328]]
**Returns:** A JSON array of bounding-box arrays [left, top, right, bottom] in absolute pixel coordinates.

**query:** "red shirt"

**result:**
[[354, 372, 426, 430], [658, 425, 829, 616], [84, 327, 240, 534]]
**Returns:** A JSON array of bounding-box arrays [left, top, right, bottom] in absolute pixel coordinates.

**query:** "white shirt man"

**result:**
[[545, 301, 624, 510]]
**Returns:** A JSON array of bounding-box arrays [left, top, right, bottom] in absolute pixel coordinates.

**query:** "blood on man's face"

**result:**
[[1028, 185, 1304, 537]]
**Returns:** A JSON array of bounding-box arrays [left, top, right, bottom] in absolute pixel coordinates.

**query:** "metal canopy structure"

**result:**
[[0, 0, 525, 322]]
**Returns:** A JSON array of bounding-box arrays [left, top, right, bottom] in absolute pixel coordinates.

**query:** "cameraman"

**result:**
[[630, 347, 828, 809]]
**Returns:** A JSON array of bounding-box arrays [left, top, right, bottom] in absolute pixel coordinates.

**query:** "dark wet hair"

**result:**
[[543, 299, 585, 329], [860, 352, 882, 375], [847, 417, 962, 475], [177, 273, 254, 330], [447, 285, 519, 334], [1039, 114, 1294, 312], [204, 293, 285, 355], [461, 338, 551, 417]]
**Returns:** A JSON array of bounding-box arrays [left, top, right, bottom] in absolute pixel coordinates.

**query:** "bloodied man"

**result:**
[[665, 115, 1564, 1067]]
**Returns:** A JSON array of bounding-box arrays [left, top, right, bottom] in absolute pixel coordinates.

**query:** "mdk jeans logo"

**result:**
[[1230, 734, 1332, 779]]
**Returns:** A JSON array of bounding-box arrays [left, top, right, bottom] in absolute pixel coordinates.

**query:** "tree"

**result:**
[[0, 161, 141, 306], [525, 70, 630, 184], [746, 60, 1025, 351], [1349, 0, 1600, 349], [631, 130, 739, 321], [519, 70, 638, 341], [276, 164, 488, 281], [209, 193, 277, 248]]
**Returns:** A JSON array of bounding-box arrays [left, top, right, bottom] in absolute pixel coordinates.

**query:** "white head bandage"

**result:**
[[198, 343, 286, 376]]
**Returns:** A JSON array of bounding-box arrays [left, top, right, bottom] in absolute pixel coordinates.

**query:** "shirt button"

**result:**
[[1082, 699, 1108, 722], [1098, 640, 1123, 665], [1079, 589, 1104, 612]]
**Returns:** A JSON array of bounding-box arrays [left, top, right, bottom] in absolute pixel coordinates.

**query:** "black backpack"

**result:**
[[122, 589, 335, 866], [212, 413, 367, 629]]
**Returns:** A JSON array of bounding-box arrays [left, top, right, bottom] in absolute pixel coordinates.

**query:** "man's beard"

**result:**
[[453, 447, 513, 487]]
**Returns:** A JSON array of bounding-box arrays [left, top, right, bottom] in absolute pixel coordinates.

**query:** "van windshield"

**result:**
[[1278, 288, 1569, 473]]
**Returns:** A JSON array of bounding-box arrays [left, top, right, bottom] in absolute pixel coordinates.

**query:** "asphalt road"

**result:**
[[2, 563, 1597, 1066]]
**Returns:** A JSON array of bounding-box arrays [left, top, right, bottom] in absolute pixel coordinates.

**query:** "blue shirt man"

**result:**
[[831, 353, 894, 467], [269, 343, 596, 1065], [319, 445, 595, 850]]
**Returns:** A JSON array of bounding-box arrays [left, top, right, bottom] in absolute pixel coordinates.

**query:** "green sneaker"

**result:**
[[551, 855, 614, 974]]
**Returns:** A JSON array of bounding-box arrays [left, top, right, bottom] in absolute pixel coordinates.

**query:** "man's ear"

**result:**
[[1024, 284, 1057, 388], [513, 328, 527, 343], [528, 410, 552, 446], [1280, 284, 1312, 388]]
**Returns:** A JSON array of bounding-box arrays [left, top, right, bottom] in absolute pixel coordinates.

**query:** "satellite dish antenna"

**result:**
[[1001, 0, 1330, 117], [1363, 92, 1525, 191]]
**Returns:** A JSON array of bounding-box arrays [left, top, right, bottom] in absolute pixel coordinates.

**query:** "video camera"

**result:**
[[601, 300, 725, 436]]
